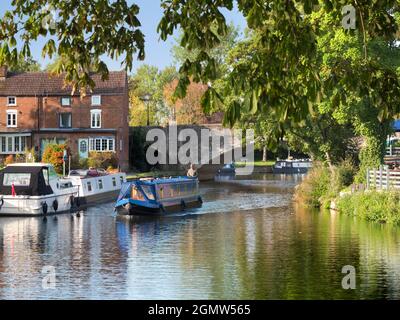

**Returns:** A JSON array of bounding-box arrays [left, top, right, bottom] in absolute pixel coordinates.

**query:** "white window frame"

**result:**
[[59, 112, 72, 128], [91, 95, 101, 106], [61, 97, 71, 106], [0, 135, 27, 154], [88, 137, 116, 152], [7, 96, 17, 106], [90, 109, 102, 128], [6, 110, 17, 128]]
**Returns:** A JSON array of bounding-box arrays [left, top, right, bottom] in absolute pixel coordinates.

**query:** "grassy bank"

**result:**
[[336, 191, 400, 224], [295, 162, 400, 225], [294, 162, 355, 209]]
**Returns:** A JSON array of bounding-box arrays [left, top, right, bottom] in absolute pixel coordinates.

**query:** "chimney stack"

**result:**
[[0, 66, 8, 81]]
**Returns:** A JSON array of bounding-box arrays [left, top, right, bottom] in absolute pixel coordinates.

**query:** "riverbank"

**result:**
[[336, 191, 400, 224], [295, 163, 400, 225]]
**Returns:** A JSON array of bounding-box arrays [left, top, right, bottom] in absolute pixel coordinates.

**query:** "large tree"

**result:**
[[159, 1, 400, 177], [129, 65, 178, 126], [0, 0, 145, 94]]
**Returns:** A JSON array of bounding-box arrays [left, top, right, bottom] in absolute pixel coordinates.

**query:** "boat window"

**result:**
[[141, 185, 155, 200], [98, 179, 103, 190], [42, 168, 50, 186], [120, 176, 124, 185], [48, 166, 58, 179], [158, 187, 164, 199], [131, 186, 145, 200], [112, 177, 117, 187], [87, 181, 92, 192], [3, 173, 31, 186]]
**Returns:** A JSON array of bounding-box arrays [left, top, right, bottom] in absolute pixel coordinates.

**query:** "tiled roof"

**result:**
[[0, 71, 127, 96]]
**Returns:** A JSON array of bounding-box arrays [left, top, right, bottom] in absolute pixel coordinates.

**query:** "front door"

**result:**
[[78, 139, 89, 159]]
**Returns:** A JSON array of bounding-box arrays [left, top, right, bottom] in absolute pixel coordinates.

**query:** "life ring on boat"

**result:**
[[42, 202, 48, 215], [52, 200, 59, 212]]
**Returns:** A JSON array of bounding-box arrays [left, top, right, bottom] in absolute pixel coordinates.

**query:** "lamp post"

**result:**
[[140, 93, 151, 126]]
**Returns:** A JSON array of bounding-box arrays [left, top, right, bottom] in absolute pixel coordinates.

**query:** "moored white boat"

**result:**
[[0, 163, 126, 216], [272, 159, 313, 174]]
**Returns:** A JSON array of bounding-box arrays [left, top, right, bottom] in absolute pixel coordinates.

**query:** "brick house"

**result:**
[[0, 66, 129, 170]]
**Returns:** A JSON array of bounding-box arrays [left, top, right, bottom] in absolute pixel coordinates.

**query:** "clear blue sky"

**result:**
[[0, 1, 246, 73]]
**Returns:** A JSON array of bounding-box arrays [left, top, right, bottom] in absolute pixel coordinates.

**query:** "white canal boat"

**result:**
[[0, 163, 126, 216]]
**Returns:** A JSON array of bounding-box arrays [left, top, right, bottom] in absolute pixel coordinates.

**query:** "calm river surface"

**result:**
[[1, 174, 400, 300]]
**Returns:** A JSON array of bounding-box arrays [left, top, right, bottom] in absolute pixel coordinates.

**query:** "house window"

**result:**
[[59, 113, 72, 128], [91, 95, 101, 106], [6, 110, 17, 127], [88, 138, 115, 152], [7, 96, 16, 106], [0, 135, 27, 154], [91, 110, 101, 128], [1, 137, 6, 153], [61, 97, 71, 106]]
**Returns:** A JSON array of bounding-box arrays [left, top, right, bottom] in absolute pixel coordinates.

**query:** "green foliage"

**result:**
[[337, 191, 400, 225], [129, 127, 151, 171], [8, 57, 41, 72], [159, 1, 400, 174], [87, 152, 118, 169], [0, 0, 145, 94], [42, 144, 67, 174], [79, 158, 89, 169], [129, 65, 178, 125], [295, 161, 356, 208], [295, 164, 332, 208]]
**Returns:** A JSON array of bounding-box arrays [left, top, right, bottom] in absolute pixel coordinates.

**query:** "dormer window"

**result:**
[[7, 96, 16, 106], [61, 97, 71, 106], [91, 95, 101, 106]]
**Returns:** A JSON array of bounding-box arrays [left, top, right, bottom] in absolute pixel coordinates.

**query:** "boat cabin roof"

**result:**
[[0, 165, 53, 196], [138, 176, 197, 185]]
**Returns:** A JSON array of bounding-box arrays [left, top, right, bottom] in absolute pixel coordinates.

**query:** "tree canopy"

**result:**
[[0, 0, 145, 94]]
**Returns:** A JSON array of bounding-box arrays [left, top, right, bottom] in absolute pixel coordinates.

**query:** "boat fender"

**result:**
[[52, 199, 59, 212], [181, 200, 186, 210], [198, 196, 203, 204], [0, 197, 3, 210], [69, 196, 75, 210], [125, 202, 132, 213], [42, 202, 48, 215], [75, 197, 81, 208]]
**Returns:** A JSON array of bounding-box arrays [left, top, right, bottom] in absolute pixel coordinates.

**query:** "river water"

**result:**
[[1, 174, 400, 300]]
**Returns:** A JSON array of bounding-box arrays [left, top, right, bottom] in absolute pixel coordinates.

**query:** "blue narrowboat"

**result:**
[[115, 177, 203, 216]]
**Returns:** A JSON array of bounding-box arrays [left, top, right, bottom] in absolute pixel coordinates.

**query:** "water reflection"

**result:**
[[0, 174, 400, 299]]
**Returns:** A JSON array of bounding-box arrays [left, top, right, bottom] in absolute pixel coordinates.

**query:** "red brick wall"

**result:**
[[0, 87, 130, 170], [0, 96, 39, 130]]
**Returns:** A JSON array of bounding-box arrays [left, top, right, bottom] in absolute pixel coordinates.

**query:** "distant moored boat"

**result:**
[[272, 159, 313, 174]]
